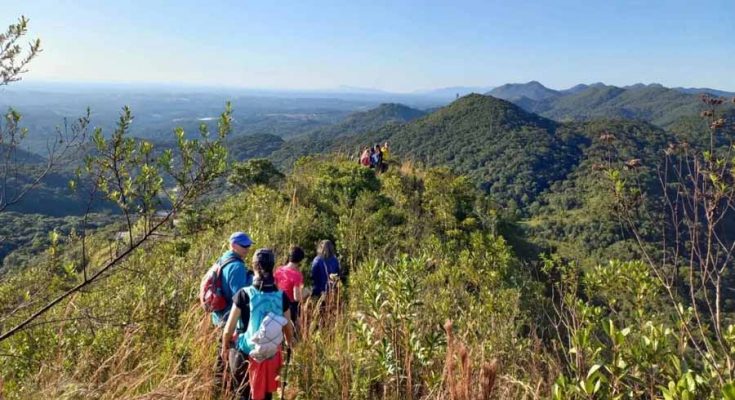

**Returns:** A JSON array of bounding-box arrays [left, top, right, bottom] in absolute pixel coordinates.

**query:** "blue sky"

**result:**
[[5, 0, 735, 92]]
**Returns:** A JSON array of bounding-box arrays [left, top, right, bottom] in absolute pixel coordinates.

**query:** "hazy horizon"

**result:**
[[7, 78, 735, 96], [5, 0, 735, 93]]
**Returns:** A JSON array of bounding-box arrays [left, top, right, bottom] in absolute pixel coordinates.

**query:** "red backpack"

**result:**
[[360, 152, 371, 166], [199, 255, 241, 313]]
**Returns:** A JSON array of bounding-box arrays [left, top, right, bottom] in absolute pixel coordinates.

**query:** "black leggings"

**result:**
[[228, 348, 251, 399], [290, 301, 300, 324]]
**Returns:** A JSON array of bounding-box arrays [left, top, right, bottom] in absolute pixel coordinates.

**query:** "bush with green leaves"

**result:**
[[546, 257, 735, 399]]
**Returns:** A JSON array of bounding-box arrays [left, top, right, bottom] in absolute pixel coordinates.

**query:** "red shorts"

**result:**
[[248, 349, 283, 400]]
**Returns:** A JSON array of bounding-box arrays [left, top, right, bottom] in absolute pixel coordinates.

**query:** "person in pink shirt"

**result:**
[[274, 245, 305, 323]]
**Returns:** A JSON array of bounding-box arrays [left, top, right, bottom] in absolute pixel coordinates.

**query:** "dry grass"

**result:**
[[398, 159, 425, 178], [441, 320, 498, 400], [31, 304, 220, 400], [17, 267, 550, 400]]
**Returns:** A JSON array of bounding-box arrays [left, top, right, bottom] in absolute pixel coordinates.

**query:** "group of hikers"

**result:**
[[359, 141, 390, 172], [200, 232, 341, 400]]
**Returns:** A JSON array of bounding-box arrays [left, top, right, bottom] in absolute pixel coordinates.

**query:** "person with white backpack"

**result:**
[[199, 232, 254, 394], [222, 248, 295, 400]]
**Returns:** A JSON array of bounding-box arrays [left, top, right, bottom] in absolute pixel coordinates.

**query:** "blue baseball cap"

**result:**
[[229, 232, 253, 248]]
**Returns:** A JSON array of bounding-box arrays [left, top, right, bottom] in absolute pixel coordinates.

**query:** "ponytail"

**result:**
[[251, 248, 275, 290]]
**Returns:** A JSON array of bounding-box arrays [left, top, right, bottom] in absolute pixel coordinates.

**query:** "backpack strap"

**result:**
[[220, 255, 242, 269], [322, 258, 337, 292], [213, 255, 243, 281]]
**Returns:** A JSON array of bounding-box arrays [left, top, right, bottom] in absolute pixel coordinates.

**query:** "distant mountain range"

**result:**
[[486, 81, 734, 128], [7, 80, 735, 211], [488, 81, 735, 100], [672, 87, 735, 98]]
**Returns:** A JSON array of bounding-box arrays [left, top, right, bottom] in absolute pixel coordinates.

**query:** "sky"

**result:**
[[3, 0, 735, 92]]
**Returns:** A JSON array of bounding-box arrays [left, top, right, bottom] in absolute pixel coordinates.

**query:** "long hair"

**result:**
[[317, 240, 335, 259]]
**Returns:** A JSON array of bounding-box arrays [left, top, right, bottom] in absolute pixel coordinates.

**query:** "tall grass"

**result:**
[[1, 158, 553, 399]]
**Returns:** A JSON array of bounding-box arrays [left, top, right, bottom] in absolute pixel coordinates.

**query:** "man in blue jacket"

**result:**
[[213, 231, 254, 392]]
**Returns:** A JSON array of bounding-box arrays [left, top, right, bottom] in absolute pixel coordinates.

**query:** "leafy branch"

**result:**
[[0, 102, 233, 343], [0, 15, 41, 86]]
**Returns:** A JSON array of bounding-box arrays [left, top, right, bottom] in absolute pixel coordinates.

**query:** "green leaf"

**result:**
[[723, 382, 735, 400], [587, 364, 602, 379], [593, 378, 602, 394], [552, 383, 563, 400], [659, 386, 673, 400], [685, 373, 695, 392]]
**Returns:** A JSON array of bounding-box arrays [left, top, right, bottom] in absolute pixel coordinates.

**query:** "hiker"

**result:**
[[310, 240, 341, 298], [222, 248, 295, 400], [371, 144, 383, 171], [359, 147, 371, 167], [275, 245, 305, 324], [204, 232, 254, 392], [379, 142, 390, 172], [381, 141, 390, 161], [367, 146, 376, 168]]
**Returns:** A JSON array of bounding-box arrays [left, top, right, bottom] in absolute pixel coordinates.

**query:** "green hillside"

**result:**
[[495, 82, 735, 129], [0, 211, 117, 271], [335, 94, 580, 210], [0, 159, 526, 398], [540, 84, 707, 127], [226, 133, 285, 161], [527, 119, 672, 264], [270, 103, 425, 167], [487, 80, 561, 101]]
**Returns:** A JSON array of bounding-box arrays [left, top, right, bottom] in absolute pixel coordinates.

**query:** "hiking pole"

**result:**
[[280, 347, 292, 400]]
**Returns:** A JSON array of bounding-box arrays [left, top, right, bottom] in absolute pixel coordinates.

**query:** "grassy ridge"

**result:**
[[1, 157, 734, 399], [0, 158, 545, 398]]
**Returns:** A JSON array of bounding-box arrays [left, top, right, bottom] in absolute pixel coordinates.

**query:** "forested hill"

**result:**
[[347, 91, 733, 270], [528, 84, 703, 127], [527, 119, 672, 264], [311, 93, 703, 267], [0, 144, 46, 164], [335, 103, 427, 131], [269, 103, 425, 167], [487, 80, 561, 101], [226, 133, 285, 161], [487, 81, 735, 128], [333, 94, 576, 208]]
